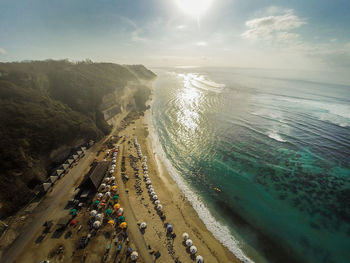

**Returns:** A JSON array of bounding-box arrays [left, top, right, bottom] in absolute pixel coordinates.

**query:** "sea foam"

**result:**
[[146, 105, 254, 263]]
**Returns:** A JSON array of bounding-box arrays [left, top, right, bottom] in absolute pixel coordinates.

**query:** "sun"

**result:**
[[174, 0, 213, 17]]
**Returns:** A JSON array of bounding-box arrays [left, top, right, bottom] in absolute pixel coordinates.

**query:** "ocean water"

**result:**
[[150, 67, 350, 263]]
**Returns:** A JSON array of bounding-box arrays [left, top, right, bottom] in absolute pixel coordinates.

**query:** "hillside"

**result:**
[[0, 60, 156, 217]]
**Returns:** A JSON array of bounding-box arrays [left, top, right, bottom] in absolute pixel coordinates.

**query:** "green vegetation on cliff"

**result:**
[[0, 60, 155, 217]]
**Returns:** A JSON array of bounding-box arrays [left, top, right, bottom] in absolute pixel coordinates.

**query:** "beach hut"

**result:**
[[130, 251, 138, 261], [62, 163, 69, 170], [73, 154, 79, 160], [166, 224, 173, 232], [152, 195, 158, 201], [140, 222, 147, 229], [56, 169, 64, 177], [67, 159, 74, 165], [93, 221, 101, 229], [196, 255, 204, 263], [190, 246, 197, 255], [182, 232, 189, 241], [77, 150, 83, 156], [90, 210, 97, 217], [186, 239, 193, 247], [50, 175, 58, 183], [120, 222, 127, 229]]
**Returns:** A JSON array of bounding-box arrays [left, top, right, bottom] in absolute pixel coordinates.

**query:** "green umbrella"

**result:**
[[113, 195, 119, 201], [118, 215, 125, 223], [105, 208, 112, 215], [94, 200, 100, 207], [70, 208, 77, 215]]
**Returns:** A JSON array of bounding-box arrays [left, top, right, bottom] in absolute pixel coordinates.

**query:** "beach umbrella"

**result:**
[[120, 222, 127, 229], [146, 180, 151, 185], [166, 224, 173, 232], [70, 209, 77, 215], [113, 195, 119, 200], [110, 170, 114, 174], [111, 176, 116, 180], [70, 219, 77, 225], [150, 190, 156, 196], [154, 200, 160, 205], [190, 245, 197, 255], [97, 193, 103, 198], [130, 251, 138, 261], [117, 208, 124, 214], [182, 232, 189, 241], [108, 220, 115, 226], [186, 239, 193, 247], [196, 255, 204, 263], [105, 208, 112, 215], [94, 200, 100, 207], [90, 210, 97, 217], [152, 195, 158, 201], [118, 216, 125, 223], [156, 204, 163, 211], [95, 214, 102, 220], [147, 184, 153, 189], [148, 187, 154, 193], [114, 203, 120, 210], [104, 178, 109, 182], [140, 222, 147, 229], [105, 191, 111, 197], [93, 221, 101, 229], [111, 186, 117, 191], [106, 185, 111, 191], [101, 183, 106, 188]]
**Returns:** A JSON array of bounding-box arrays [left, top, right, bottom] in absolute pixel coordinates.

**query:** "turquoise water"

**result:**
[[150, 68, 350, 263]]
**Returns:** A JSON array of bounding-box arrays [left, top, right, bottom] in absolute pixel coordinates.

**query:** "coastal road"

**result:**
[[1, 146, 99, 263], [116, 144, 153, 263]]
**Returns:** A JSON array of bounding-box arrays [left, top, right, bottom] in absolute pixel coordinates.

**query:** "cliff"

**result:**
[[0, 60, 156, 217]]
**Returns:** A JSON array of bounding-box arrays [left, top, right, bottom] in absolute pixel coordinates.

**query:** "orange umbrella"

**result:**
[[120, 222, 127, 229], [108, 220, 115, 225], [114, 203, 120, 210]]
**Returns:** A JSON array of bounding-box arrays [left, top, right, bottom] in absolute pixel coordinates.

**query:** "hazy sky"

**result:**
[[0, 0, 349, 70]]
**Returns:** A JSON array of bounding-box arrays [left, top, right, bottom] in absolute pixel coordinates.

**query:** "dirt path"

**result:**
[[1, 145, 100, 263], [115, 144, 153, 263]]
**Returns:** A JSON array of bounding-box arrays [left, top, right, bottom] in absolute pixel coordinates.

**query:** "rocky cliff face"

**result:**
[[0, 60, 156, 217]]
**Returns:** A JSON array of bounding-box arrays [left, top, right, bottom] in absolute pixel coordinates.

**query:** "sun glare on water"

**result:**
[[174, 0, 213, 17]]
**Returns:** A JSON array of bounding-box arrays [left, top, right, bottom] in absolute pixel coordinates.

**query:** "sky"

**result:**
[[0, 0, 350, 70]]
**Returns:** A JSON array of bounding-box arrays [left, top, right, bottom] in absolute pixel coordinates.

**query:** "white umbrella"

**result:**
[[117, 208, 124, 214], [166, 224, 173, 232], [150, 191, 156, 196], [90, 210, 97, 217], [196, 255, 204, 263], [105, 191, 111, 197], [190, 245, 197, 255], [131, 251, 138, 261], [186, 239, 193, 247], [106, 185, 111, 191], [140, 222, 147, 229], [93, 220, 101, 229], [147, 184, 153, 189], [95, 214, 102, 220], [154, 200, 160, 205], [146, 180, 151, 185], [153, 195, 158, 200], [182, 232, 189, 241], [101, 183, 106, 188], [111, 176, 115, 180], [97, 193, 103, 198], [156, 204, 163, 211], [148, 187, 154, 193]]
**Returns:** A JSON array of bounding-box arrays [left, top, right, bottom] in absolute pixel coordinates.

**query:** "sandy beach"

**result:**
[[8, 82, 241, 263]]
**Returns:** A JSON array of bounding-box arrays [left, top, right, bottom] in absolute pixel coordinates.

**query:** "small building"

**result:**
[[80, 161, 110, 191]]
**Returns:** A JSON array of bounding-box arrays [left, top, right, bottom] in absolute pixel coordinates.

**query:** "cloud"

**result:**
[[241, 9, 306, 44], [195, 41, 207, 46], [0, 48, 6, 54]]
